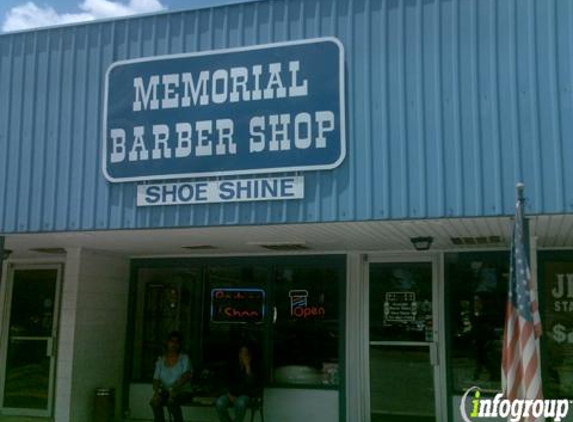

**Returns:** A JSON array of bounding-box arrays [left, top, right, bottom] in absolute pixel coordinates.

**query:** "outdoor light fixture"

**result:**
[[1, 249, 12, 260], [410, 237, 433, 251]]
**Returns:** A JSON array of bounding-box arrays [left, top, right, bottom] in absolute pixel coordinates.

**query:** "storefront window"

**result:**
[[128, 256, 345, 389], [202, 265, 268, 374], [272, 265, 342, 387], [447, 252, 509, 393], [540, 251, 573, 398], [131, 267, 202, 381]]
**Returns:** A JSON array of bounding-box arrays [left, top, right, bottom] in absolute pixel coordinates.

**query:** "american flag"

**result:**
[[502, 189, 543, 419]]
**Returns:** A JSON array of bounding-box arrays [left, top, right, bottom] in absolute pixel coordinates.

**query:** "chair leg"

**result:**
[[250, 404, 263, 422]]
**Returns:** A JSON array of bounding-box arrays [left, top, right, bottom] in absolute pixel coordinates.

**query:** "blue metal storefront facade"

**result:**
[[0, 0, 572, 234], [0, 1, 573, 422]]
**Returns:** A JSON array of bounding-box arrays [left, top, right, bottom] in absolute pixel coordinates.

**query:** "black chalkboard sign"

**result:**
[[210, 288, 265, 323]]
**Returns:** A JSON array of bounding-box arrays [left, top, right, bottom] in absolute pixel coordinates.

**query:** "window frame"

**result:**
[[123, 254, 346, 396], [444, 250, 511, 404]]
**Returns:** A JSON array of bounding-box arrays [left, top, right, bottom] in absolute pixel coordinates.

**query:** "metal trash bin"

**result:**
[[93, 388, 115, 422]]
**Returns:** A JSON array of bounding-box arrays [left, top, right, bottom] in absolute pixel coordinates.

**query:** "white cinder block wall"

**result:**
[[57, 248, 130, 422]]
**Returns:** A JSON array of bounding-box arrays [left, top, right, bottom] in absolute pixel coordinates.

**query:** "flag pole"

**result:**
[[503, 182, 544, 410], [517, 183, 530, 262]]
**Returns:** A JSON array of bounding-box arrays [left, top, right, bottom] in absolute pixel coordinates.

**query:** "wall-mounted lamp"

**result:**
[[1, 249, 12, 260], [410, 237, 433, 251]]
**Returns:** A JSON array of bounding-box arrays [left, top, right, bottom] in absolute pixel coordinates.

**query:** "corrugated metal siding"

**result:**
[[0, 0, 572, 233]]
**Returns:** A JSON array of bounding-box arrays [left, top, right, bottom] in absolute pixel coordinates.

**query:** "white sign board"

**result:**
[[137, 176, 304, 206]]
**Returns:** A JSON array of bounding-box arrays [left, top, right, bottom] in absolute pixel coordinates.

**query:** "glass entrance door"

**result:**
[[1, 266, 62, 417], [369, 259, 441, 422]]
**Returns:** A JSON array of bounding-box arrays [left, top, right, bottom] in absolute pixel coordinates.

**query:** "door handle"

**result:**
[[429, 343, 439, 366], [46, 338, 55, 357]]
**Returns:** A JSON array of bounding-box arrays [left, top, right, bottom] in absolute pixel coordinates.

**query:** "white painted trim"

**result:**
[[345, 253, 369, 422], [435, 252, 448, 422], [369, 341, 430, 347], [4, 258, 67, 264], [102, 37, 346, 183], [364, 252, 447, 421], [367, 252, 435, 263], [128, 247, 527, 260], [54, 248, 82, 422], [361, 253, 372, 422]]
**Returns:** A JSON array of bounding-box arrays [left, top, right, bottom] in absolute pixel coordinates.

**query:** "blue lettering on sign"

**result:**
[[136, 177, 304, 206], [146, 186, 161, 204], [218, 179, 287, 201], [103, 38, 345, 182], [218, 182, 235, 201]]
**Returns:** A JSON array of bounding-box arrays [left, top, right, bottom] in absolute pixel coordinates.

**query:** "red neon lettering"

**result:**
[[292, 306, 326, 319], [223, 307, 259, 318]]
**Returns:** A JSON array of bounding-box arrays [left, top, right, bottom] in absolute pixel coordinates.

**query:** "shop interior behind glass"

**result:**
[[127, 255, 345, 393]]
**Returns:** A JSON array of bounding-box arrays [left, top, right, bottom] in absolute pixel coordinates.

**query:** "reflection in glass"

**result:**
[[8, 270, 57, 337], [370, 263, 433, 343], [129, 258, 344, 389], [447, 252, 508, 393], [132, 267, 201, 381], [369, 263, 435, 422], [203, 265, 268, 369], [541, 258, 573, 398], [370, 346, 434, 420], [273, 266, 342, 386], [3, 269, 58, 411], [4, 340, 50, 409]]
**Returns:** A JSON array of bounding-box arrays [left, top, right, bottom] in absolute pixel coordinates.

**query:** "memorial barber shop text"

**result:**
[[102, 38, 345, 206]]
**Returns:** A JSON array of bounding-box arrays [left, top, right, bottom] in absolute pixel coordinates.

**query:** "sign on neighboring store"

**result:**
[[383, 292, 417, 323], [210, 288, 265, 324], [103, 38, 346, 194], [543, 261, 573, 396]]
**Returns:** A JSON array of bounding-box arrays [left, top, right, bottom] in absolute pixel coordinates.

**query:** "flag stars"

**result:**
[[506, 198, 541, 347]]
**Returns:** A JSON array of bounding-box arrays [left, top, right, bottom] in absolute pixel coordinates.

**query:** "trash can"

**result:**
[[93, 388, 115, 422]]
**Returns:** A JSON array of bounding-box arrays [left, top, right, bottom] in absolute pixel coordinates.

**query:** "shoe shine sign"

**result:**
[[102, 38, 346, 206]]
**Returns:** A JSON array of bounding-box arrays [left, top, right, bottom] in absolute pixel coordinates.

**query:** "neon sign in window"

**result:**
[[210, 288, 265, 323]]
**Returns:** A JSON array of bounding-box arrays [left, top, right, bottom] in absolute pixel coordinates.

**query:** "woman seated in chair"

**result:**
[[216, 344, 257, 422], [150, 331, 193, 422]]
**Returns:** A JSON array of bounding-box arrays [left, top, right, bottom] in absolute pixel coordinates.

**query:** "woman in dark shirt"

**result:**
[[216, 345, 256, 422]]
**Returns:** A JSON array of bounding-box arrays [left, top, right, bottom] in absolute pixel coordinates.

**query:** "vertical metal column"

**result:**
[[0, 236, 5, 279]]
